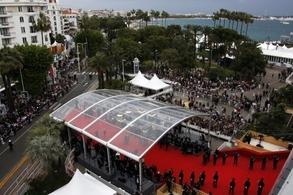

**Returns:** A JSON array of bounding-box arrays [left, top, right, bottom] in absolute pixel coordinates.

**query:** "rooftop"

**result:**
[[50, 89, 207, 161]]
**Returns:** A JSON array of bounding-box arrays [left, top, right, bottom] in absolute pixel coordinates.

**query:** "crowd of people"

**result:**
[[0, 58, 76, 145], [153, 67, 286, 137]]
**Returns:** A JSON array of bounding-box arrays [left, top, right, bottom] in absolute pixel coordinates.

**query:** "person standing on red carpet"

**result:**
[[273, 155, 280, 169], [243, 178, 251, 195], [179, 170, 184, 185], [233, 152, 240, 165], [229, 178, 236, 194], [213, 171, 219, 188], [199, 171, 206, 186], [222, 153, 228, 165], [190, 171, 195, 187], [257, 178, 265, 195], [213, 152, 218, 165], [249, 156, 255, 170], [261, 157, 267, 170]]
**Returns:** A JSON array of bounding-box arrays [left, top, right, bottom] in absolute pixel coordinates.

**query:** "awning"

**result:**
[[49, 169, 116, 195], [129, 72, 170, 91], [50, 89, 207, 161]]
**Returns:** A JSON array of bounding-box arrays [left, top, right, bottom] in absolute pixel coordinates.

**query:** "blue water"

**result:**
[[162, 18, 293, 41]]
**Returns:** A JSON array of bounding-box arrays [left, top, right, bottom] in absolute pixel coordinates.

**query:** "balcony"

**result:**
[[1, 32, 15, 38], [0, 11, 7, 15]]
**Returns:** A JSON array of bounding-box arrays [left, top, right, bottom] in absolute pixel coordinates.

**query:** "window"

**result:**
[[28, 16, 34, 23], [30, 26, 37, 33], [22, 37, 27, 44], [55, 27, 57, 32], [0, 6, 5, 14], [31, 36, 37, 43], [54, 22, 56, 26], [54, 16, 56, 20], [21, 27, 25, 33], [27, 6, 34, 12], [45, 35, 48, 42], [20, 16, 24, 23], [18, 6, 22, 12]]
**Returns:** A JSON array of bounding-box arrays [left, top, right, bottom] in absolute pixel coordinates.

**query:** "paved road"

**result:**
[[0, 73, 98, 181]]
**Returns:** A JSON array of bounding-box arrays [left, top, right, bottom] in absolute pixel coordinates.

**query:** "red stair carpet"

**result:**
[[145, 145, 287, 195]]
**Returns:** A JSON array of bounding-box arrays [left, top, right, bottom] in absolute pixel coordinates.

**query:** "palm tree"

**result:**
[[0, 48, 23, 111], [212, 12, 219, 27], [154, 11, 160, 25], [26, 114, 66, 170], [28, 114, 64, 140], [150, 10, 156, 25], [231, 11, 237, 30], [245, 14, 254, 36], [186, 25, 202, 61], [161, 11, 169, 26], [89, 51, 109, 88], [26, 135, 65, 170], [142, 11, 150, 26], [220, 9, 228, 27], [239, 12, 246, 35], [34, 12, 51, 46]]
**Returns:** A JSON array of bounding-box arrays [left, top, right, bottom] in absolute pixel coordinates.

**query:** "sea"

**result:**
[[158, 18, 293, 42]]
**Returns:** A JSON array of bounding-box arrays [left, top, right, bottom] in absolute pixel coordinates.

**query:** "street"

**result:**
[[0, 72, 98, 182]]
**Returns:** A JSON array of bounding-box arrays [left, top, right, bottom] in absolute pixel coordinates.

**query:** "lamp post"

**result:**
[[133, 57, 140, 74], [76, 42, 87, 73], [122, 59, 126, 82], [19, 68, 25, 92]]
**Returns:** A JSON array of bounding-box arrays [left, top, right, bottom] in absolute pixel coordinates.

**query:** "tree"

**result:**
[[150, 10, 156, 25], [16, 45, 53, 95], [75, 30, 104, 57], [161, 11, 169, 26], [245, 14, 254, 36], [89, 51, 110, 88], [34, 12, 51, 46], [0, 48, 23, 111], [26, 114, 66, 170], [27, 135, 65, 169], [161, 48, 179, 68], [142, 11, 150, 26], [232, 42, 266, 79], [55, 34, 66, 44]]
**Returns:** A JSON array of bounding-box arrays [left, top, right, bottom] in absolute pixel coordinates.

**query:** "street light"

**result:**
[[122, 59, 126, 82], [19, 68, 25, 92], [76, 42, 87, 73], [133, 57, 140, 74]]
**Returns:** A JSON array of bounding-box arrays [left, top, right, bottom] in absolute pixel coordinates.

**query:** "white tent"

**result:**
[[129, 71, 150, 88], [49, 169, 117, 195], [148, 74, 170, 91], [129, 72, 171, 91]]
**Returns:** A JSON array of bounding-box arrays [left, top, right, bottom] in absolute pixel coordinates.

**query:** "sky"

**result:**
[[59, 0, 293, 16]]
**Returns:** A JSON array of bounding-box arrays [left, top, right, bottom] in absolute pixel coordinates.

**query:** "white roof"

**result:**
[[51, 41, 58, 47], [129, 71, 150, 88], [148, 74, 170, 91], [49, 169, 116, 195], [129, 72, 170, 91], [258, 42, 293, 59]]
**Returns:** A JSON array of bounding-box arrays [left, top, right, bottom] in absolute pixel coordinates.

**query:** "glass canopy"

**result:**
[[50, 89, 207, 161]]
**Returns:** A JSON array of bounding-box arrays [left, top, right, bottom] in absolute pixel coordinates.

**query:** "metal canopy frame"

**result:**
[[50, 89, 208, 162]]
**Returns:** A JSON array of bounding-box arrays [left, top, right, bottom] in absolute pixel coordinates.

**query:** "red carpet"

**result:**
[[145, 145, 287, 195]]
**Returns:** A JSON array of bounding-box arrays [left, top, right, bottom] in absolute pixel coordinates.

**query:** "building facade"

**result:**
[[61, 8, 79, 35], [46, 0, 62, 35], [0, 0, 66, 48]]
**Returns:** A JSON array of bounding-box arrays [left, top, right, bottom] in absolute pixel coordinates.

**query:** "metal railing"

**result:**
[[4, 160, 43, 195], [270, 150, 293, 195]]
